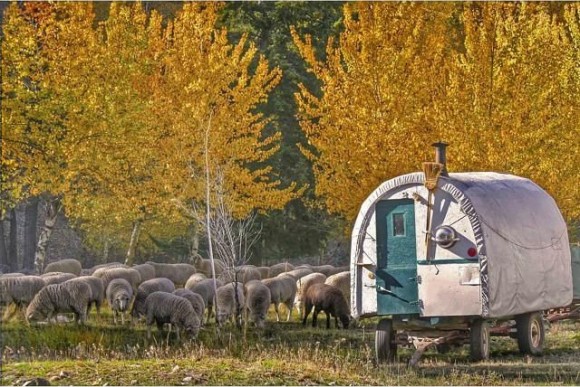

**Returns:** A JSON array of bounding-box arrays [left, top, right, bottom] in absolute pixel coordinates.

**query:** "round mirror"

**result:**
[[433, 225, 458, 248]]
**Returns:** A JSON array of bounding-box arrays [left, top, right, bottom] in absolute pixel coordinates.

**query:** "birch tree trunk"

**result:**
[[0, 212, 9, 269], [23, 197, 39, 271], [124, 220, 142, 266], [9, 208, 17, 271], [34, 198, 61, 274]]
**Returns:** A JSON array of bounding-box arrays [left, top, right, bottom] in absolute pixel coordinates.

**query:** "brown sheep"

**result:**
[[302, 283, 350, 329]]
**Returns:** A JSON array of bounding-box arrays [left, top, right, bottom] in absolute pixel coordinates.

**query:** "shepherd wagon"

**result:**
[[350, 142, 574, 365]]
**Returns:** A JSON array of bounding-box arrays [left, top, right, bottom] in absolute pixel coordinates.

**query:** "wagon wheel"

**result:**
[[516, 312, 545, 355], [469, 319, 490, 361], [375, 318, 397, 363]]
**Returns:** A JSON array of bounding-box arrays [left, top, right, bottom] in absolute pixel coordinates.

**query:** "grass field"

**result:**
[[1, 306, 579, 386]]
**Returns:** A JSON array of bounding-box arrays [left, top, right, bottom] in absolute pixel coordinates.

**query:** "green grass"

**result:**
[[1, 306, 579, 385]]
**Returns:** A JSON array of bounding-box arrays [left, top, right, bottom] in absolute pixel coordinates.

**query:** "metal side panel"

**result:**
[[417, 262, 482, 317]]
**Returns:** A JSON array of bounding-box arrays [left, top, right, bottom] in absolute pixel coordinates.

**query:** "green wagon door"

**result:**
[[376, 199, 419, 315]]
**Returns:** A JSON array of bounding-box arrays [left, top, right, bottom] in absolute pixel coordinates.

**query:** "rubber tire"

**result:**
[[375, 318, 397, 363], [470, 319, 490, 361], [516, 312, 545, 355]]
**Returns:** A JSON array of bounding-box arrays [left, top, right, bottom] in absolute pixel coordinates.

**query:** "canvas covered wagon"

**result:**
[[350, 143, 573, 364]]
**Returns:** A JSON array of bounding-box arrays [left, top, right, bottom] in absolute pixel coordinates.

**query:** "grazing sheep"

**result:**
[[280, 267, 313, 281], [0, 275, 46, 310], [26, 280, 91, 324], [262, 275, 297, 322], [145, 262, 196, 286], [41, 272, 77, 286], [193, 258, 225, 277], [215, 282, 245, 326], [184, 273, 207, 290], [302, 283, 350, 329], [219, 266, 261, 284], [106, 278, 133, 325], [86, 262, 127, 275], [256, 266, 270, 279], [131, 277, 176, 319], [144, 291, 201, 340], [43, 259, 82, 276], [173, 288, 205, 322], [65, 276, 105, 320], [190, 278, 223, 324], [268, 262, 294, 277], [95, 267, 141, 291], [244, 280, 271, 328], [132, 264, 156, 283], [324, 271, 350, 306], [295, 272, 327, 316], [312, 265, 337, 277]]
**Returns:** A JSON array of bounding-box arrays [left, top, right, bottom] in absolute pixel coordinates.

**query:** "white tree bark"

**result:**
[[34, 198, 61, 274], [124, 220, 142, 266]]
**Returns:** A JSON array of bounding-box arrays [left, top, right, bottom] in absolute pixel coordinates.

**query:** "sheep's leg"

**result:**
[[166, 324, 172, 343], [175, 326, 180, 342], [326, 312, 331, 329], [312, 307, 320, 328], [146, 324, 152, 340], [121, 311, 125, 325], [285, 301, 292, 322], [274, 303, 281, 322], [205, 304, 212, 325], [302, 302, 313, 326]]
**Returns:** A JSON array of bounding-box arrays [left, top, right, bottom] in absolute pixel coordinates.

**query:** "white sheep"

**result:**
[[65, 276, 105, 320], [184, 273, 207, 290], [41, 272, 77, 286], [94, 267, 141, 291], [131, 277, 176, 319], [106, 278, 133, 325], [193, 258, 225, 277], [262, 274, 297, 322], [324, 271, 350, 306], [215, 282, 245, 326], [294, 272, 327, 316], [0, 275, 46, 317], [145, 262, 196, 286], [244, 280, 271, 328], [279, 267, 313, 281], [43, 259, 82, 276], [144, 291, 201, 341], [131, 264, 156, 283], [173, 288, 205, 322], [268, 262, 294, 277], [190, 278, 223, 324], [256, 266, 270, 279], [86, 262, 127, 275], [26, 280, 91, 324]]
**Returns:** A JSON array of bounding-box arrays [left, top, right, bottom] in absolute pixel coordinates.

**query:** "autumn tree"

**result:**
[[293, 2, 454, 222]]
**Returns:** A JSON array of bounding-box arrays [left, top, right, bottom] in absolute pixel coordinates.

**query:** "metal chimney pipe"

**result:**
[[432, 141, 448, 176]]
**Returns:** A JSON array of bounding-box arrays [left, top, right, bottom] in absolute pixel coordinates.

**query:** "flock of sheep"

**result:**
[[0, 258, 352, 340]]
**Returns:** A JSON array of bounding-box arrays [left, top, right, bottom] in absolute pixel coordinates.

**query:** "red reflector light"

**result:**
[[468, 247, 477, 257]]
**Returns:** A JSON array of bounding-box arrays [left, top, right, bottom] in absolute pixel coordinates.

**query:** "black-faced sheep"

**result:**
[[172, 288, 205, 322], [295, 272, 327, 316], [131, 264, 156, 283], [184, 273, 207, 290], [144, 291, 200, 341], [145, 262, 196, 286], [0, 275, 46, 314], [131, 277, 176, 319], [190, 278, 223, 324], [262, 275, 297, 322], [244, 280, 271, 328], [268, 262, 294, 277], [106, 278, 133, 325], [216, 282, 245, 326], [43, 259, 82, 276], [41, 272, 77, 286], [65, 276, 105, 320], [324, 271, 350, 306], [302, 283, 350, 329], [26, 280, 91, 324]]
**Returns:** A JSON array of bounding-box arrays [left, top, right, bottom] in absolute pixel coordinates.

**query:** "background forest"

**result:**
[[1, 1, 579, 273]]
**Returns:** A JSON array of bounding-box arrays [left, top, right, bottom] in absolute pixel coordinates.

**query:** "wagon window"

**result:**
[[392, 213, 405, 236]]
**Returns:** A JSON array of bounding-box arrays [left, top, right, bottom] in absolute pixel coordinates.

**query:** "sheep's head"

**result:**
[[183, 314, 200, 338], [115, 294, 130, 311], [25, 303, 46, 324]]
